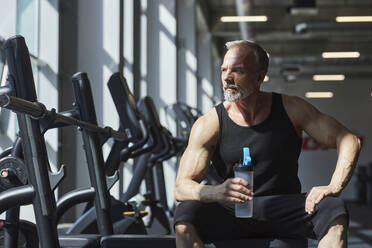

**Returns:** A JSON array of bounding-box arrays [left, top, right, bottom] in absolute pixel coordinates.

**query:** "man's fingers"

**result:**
[[305, 186, 334, 214], [305, 198, 311, 213], [305, 200, 315, 214], [305, 190, 316, 214], [228, 183, 253, 196], [314, 192, 325, 204], [231, 177, 249, 187], [222, 178, 255, 203], [227, 190, 252, 201], [306, 188, 313, 197], [305, 190, 325, 214]]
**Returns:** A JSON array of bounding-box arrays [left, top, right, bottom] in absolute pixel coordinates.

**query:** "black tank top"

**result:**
[[211, 93, 302, 196]]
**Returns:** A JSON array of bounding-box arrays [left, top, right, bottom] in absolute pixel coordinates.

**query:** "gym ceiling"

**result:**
[[201, 0, 372, 83]]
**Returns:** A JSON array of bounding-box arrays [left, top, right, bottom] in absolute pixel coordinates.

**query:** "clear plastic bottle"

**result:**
[[234, 147, 253, 218]]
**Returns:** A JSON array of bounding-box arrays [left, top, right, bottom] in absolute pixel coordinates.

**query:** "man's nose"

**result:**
[[223, 69, 232, 81]]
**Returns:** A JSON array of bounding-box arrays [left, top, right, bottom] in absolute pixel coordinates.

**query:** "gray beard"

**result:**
[[223, 84, 249, 102]]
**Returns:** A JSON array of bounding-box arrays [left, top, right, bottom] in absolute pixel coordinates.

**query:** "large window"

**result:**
[[16, 0, 37, 54], [0, 0, 40, 140], [0, 38, 5, 85]]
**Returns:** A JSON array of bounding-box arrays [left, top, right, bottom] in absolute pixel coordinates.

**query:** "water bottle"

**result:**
[[234, 147, 253, 218]]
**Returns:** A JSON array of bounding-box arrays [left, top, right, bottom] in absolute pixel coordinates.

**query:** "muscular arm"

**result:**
[[174, 109, 218, 202], [284, 95, 362, 212], [175, 108, 252, 203]]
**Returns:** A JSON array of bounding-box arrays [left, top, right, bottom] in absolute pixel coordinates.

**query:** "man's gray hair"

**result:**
[[225, 40, 269, 73]]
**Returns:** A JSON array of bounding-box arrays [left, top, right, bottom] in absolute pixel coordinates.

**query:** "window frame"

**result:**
[[0, 37, 5, 85]]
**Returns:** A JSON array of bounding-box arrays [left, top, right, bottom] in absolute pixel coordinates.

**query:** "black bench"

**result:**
[[206, 238, 308, 248]]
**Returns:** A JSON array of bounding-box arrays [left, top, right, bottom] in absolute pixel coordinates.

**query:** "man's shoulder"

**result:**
[[280, 93, 320, 131], [195, 107, 219, 130], [281, 93, 314, 112], [281, 93, 305, 103], [189, 107, 219, 144]]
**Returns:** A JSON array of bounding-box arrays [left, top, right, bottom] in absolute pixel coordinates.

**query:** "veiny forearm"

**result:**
[[329, 133, 362, 194], [175, 143, 219, 202], [175, 179, 218, 203]]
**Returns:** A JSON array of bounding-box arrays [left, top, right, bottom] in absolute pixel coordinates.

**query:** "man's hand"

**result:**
[[214, 178, 253, 203], [305, 185, 338, 214]]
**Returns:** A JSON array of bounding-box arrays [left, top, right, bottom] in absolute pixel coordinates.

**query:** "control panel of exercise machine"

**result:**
[[0, 139, 28, 193]]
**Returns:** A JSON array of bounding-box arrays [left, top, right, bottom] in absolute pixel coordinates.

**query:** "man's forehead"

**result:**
[[221, 63, 244, 68], [223, 47, 254, 63]]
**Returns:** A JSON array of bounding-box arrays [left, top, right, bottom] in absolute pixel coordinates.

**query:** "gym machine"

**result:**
[[0, 35, 176, 247]]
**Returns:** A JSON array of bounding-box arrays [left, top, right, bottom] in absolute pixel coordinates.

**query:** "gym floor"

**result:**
[[308, 202, 372, 248]]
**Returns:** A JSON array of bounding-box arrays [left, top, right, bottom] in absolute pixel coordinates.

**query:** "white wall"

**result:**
[[0, 1, 16, 39], [0, 0, 20, 152], [197, 33, 215, 113], [177, 0, 198, 108]]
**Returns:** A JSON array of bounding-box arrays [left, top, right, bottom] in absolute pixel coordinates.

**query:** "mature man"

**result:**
[[174, 40, 361, 248]]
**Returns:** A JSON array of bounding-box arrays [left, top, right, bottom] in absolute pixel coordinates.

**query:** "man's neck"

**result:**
[[229, 91, 266, 125]]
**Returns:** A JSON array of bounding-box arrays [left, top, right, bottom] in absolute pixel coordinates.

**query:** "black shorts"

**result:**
[[173, 194, 348, 243]]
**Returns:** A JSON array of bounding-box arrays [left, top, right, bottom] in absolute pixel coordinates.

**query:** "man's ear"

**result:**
[[257, 70, 266, 85]]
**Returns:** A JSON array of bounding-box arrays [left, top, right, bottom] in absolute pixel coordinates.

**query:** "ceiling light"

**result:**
[[220, 16, 268, 22], [264, 76, 269, 82], [322, 52, 360, 58], [336, 16, 372, 22], [290, 8, 318, 15], [305, 92, 334, 98], [313, 75, 345, 81]]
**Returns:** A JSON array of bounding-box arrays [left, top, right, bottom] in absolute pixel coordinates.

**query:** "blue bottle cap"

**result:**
[[243, 147, 252, 166]]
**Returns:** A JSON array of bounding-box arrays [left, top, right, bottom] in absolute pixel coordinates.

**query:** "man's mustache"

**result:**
[[223, 82, 239, 90]]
